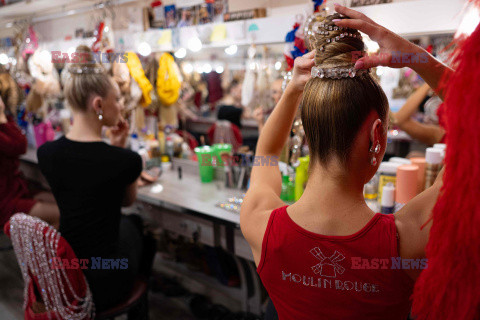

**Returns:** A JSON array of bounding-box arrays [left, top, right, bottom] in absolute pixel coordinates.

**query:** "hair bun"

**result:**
[[306, 13, 366, 70]]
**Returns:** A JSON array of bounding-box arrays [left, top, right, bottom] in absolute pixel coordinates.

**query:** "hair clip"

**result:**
[[311, 66, 369, 79], [318, 23, 347, 32], [323, 32, 361, 44], [68, 66, 105, 75]]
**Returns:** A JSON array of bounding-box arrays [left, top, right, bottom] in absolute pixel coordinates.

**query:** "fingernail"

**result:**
[[333, 19, 341, 22], [354, 60, 364, 69]]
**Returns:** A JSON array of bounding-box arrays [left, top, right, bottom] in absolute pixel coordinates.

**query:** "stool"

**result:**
[[95, 276, 149, 320]]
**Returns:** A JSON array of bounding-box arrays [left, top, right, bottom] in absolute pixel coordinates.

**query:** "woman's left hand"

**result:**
[[110, 118, 129, 148]]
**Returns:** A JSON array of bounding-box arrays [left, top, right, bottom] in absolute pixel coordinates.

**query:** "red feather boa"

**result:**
[[411, 21, 480, 320]]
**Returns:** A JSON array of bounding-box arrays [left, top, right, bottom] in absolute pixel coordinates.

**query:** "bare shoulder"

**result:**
[[240, 188, 284, 265], [394, 182, 441, 261]]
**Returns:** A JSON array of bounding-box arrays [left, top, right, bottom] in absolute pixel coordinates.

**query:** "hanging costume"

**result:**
[[156, 53, 181, 128], [156, 53, 181, 106], [125, 52, 154, 131], [125, 52, 153, 108]]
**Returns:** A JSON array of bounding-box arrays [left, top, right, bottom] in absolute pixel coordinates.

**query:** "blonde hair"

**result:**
[[63, 46, 113, 112], [301, 13, 388, 165]]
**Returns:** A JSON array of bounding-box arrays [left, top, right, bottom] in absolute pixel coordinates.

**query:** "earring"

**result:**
[[369, 141, 380, 166], [97, 111, 103, 121]]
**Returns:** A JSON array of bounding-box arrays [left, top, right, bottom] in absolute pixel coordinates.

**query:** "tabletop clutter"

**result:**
[[364, 144, 446, 213]]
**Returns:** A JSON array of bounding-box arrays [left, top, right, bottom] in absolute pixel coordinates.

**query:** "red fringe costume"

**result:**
[[412, 5, 480, 319]]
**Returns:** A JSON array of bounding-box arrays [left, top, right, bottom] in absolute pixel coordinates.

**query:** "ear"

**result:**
[[91, 96, 102, 114], [369, 118, 383, 148]]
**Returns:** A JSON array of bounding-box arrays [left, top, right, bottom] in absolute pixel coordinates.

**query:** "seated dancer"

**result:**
[[37, 47, 155, 312]]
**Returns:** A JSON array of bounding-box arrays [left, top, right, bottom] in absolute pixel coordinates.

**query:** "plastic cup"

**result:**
[[212, 143, 233, 166], [194, 146, 214, 183]]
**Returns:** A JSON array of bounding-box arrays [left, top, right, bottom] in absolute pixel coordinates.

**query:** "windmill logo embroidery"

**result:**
[[310, 247, 346, 278]]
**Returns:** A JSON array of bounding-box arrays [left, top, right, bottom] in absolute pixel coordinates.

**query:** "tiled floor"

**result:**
[[0, 248, 197, 320]]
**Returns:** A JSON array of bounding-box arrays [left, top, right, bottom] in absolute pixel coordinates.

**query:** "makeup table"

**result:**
[[135, 167, 254, 260]]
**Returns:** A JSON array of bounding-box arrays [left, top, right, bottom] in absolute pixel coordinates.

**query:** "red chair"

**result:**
[[4, 214, 149, 320]]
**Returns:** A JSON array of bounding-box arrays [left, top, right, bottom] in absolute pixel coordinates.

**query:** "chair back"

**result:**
[[5, 214, 95, 320]]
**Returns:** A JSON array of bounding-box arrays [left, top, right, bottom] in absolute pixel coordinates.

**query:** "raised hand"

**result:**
[[333, 4, 453, 95], [110, 118, 129, 148], [333, 4, 421, 70], [289, 50, 316, 93]]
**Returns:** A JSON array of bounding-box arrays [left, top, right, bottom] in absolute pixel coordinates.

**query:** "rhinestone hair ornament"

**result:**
[[68, 65, 105, 75], [309, 14, 370, 79], [304, 11, 329, 51], [311, 66, 369, 79], [9, 214, 95, 319]]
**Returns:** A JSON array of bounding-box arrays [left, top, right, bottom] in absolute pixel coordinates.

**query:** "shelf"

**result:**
[[114, 14, 297, 53]]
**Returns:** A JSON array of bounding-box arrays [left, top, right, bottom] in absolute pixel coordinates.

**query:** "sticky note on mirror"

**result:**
[[158, 29, 172, 45], [210, 24, 227, 42]]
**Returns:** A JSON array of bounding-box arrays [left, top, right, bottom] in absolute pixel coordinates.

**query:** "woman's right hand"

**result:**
[[289, 50, 316, 94], [110, 118, 129, 148], [333, 4, 422, 70]]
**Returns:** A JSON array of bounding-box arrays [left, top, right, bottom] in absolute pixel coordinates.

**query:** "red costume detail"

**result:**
[[412, 18, 480, 320]]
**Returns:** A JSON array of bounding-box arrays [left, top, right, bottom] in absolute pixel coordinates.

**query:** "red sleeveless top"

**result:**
[[257, 206, 414, 320]]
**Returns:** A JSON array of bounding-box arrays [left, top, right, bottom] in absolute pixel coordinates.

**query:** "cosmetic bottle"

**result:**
[[424, 148, 443, 189], [377, 162, 401, 205], [294, 156, 309, 201], [381, 183, 395, 214]]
